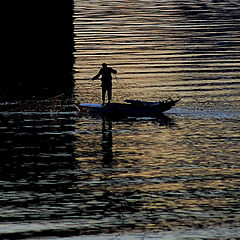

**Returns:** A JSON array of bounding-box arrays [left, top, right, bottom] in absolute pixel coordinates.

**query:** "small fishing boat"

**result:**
[[78, 98, 180, 117]]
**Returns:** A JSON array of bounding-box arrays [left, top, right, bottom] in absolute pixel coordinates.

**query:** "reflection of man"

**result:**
[[101, 119, 113, 166], [92, 63, 117, 105]]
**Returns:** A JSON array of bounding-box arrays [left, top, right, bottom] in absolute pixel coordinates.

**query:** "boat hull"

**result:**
[[78, 99, 180, 117]]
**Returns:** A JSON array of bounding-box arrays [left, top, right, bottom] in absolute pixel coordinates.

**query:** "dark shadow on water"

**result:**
[[0, 114, 74, 179], [1, 0, 75, 101], [0, 112, 80, 239]]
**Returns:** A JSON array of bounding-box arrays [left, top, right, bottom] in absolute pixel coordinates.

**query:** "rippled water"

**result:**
[[74, 0, 240, 111], [1, 0, 240, 239]]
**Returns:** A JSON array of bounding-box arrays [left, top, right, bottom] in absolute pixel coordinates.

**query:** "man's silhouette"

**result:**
[[92, 63, 117, 105]]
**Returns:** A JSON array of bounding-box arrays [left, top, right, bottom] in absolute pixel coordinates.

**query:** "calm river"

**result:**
[[0, 0, 240, 239]]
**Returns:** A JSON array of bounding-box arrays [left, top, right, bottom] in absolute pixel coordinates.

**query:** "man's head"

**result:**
[[102, 63, 107, 68]]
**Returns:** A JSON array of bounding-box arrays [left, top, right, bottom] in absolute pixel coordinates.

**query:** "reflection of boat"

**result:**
[[78, 98, 180, 117]]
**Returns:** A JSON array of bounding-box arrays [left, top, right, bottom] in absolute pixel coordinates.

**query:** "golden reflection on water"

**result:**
[[74, 0, 240, 111], [74, 115, 240, 230], [73, 0, 240, 233]]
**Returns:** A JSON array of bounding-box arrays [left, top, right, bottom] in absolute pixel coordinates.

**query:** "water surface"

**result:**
[[1, 0, 240, 239]]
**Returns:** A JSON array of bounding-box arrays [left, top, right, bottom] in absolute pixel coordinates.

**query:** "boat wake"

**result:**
[[167, 108, 240, 120]]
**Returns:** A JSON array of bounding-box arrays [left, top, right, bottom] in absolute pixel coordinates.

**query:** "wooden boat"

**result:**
[[78, 98, 180, 117]]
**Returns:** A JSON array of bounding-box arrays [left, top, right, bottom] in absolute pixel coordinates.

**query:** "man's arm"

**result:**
[[92, 69, 102, 80], [111, 68, 117, 74]]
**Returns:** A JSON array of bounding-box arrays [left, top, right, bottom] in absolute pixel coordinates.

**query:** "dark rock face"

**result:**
[[1, 0, 75, 100]]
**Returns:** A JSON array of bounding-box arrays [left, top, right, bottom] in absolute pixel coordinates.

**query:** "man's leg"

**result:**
[[107, 86, 112, 104], [102, 86, 106, 105]]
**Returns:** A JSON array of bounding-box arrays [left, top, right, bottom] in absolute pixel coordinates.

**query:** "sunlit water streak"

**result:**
[[74, 0, 240, 111], [0, 0, 240, 239]]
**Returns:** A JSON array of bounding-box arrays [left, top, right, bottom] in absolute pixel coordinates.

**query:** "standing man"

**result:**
[[92, 63, 117, 105]]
